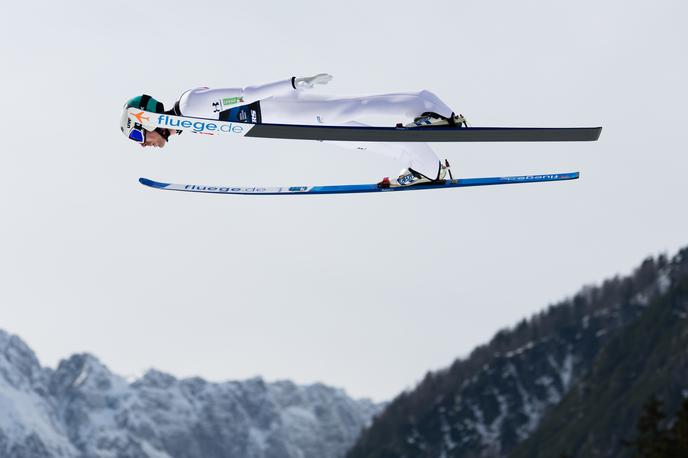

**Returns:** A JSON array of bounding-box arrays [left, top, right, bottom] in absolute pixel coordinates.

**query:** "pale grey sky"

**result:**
[[1, 0, 686, 401]]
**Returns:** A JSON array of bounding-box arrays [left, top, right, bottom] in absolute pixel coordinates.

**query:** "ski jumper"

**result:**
[[177, 78, 456, 178]]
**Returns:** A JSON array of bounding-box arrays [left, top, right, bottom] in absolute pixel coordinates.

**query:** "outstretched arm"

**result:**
[[241, 78, 294, 103], [243, 74, 334, 102], [179, 74, 333, 118]]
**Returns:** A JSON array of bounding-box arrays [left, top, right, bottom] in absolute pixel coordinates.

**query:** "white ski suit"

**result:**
[[177, 78, 455, 178]]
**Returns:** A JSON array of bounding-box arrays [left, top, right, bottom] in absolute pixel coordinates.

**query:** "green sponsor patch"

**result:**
[[222, 97, 242, 106]]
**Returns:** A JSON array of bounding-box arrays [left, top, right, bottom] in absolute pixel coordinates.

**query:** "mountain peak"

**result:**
[[136, 368, 177, 388], [49, 353, 123, 395], [0, 330, 44, 389]]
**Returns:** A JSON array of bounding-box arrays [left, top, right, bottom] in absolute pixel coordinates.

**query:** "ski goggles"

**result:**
[[128, 124, 145, 143]]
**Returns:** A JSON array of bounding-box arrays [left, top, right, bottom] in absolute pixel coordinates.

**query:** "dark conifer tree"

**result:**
[[668, 398, 688, 457], [629, 396, 670, 458]]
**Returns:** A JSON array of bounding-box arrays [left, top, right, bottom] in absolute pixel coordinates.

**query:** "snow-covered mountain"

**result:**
[[0, 331, 380, 458]]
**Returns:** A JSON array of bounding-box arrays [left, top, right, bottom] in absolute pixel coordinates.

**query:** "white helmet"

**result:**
[[120, 94, 166, 143]]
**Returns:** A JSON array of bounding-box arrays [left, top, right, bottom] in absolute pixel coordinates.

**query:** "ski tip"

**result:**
[[139, 177, 170, 188], [557, 171, 580, 181]]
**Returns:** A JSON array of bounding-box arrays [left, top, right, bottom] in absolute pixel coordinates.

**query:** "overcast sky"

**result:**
[[1, 0, 686, 402]]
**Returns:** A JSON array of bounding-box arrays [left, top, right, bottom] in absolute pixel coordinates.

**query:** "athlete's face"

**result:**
[[140, 129, 174, 148]]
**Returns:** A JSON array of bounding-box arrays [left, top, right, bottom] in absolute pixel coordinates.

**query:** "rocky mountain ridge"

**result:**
[[0, 331, 379, 458]]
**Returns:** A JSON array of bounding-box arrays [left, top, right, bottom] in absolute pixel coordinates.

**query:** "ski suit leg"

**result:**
[[259, 91, 452, 178], [260, 90, 455, 126], [326, 121, 441, 179]]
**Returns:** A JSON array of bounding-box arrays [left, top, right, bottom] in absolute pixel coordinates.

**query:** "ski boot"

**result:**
[[377, 160, 451, 188], [404, 112, 468, 128]]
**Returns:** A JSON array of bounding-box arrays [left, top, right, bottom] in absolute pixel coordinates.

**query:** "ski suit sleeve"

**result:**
[[178, 79, 296, 119], [242, 78, 296, 103]]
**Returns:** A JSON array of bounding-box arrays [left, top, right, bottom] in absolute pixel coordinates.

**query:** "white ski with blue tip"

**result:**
[[139, 172, 579, 196]]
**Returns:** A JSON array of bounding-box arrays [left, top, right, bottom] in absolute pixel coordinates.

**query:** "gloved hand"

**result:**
[[293, 73, 333, 89]]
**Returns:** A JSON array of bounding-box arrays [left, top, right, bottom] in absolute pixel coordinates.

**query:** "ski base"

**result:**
[[139, 172, 579, 196]]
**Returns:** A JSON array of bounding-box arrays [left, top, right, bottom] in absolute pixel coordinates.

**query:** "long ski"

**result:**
[[138, 172, 579, 196], [127, 109, 602, 142]]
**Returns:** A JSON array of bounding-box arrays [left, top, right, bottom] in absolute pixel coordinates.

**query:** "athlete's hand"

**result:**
[[294, 73, 333, 89]]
